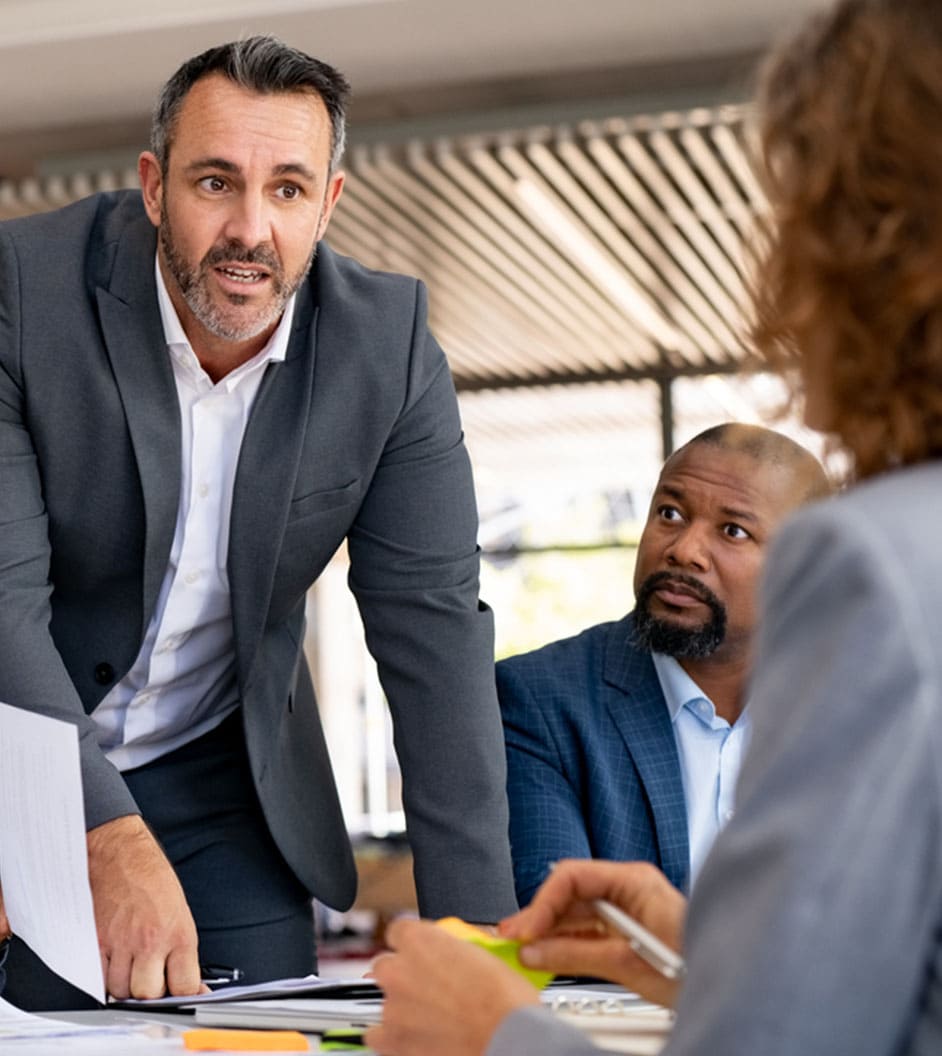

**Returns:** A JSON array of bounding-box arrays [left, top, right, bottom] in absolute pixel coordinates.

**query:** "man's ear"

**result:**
[[138, 151, 164, 228], [316, 171, 346, 242]]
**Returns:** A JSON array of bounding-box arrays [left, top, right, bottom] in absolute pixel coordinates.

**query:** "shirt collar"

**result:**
[[651, 651, 715, 724], [153, 255, 295, 379]]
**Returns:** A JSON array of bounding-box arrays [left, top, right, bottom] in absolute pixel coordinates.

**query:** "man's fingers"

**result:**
[[104, 949, 134, 1000], [520, 935, 679, 1008], [165, 944, 203, 997], [108, 943, 202, 1000], [520, 935, 625, 974], [129, 949, 172, 1001]]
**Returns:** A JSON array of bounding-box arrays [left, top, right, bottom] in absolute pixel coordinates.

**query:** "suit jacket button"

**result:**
[[94, 662, 115, 685]]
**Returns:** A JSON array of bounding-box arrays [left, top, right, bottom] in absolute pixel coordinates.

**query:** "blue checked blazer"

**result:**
[[497, 613, 690, 906]]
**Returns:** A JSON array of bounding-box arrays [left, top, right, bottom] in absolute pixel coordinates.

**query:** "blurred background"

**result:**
[[0, 0, 838, 947]]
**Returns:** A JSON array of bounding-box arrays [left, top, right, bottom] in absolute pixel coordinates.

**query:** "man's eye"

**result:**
[[199, 176, 227, 193], [277, 185, 302, 200], [724, 523, 750, 540], [657, 505, 682, 522]]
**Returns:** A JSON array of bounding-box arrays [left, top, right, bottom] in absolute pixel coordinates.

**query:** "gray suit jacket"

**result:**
[[489, 461, 942, 1056], [0, 190, 516, 920]]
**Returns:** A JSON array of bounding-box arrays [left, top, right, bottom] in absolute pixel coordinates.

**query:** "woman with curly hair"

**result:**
[[365, 3, 942, 1053]]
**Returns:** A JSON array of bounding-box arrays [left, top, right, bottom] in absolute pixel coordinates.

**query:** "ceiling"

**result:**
[[0, 0, 835, 504], [1, 0, 831, 175]]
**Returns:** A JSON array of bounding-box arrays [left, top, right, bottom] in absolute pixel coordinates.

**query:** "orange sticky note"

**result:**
[[182, 1028, 309, 1052]]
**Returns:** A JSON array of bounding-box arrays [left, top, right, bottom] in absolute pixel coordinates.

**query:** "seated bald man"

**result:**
[[498, 423, 830, 904]]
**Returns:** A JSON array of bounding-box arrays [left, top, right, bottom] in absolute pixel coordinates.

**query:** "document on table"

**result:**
[[0, 997, 192, 1054], [0, 995, 123, 1040], [113, 974, 381, 1009], [0, 702, 105, 1003]]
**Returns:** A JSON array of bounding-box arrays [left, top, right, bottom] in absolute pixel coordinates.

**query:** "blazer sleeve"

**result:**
[[663, 500, 942, 1056], [0, 227, 138, 829], [346, 280, 516, 921], [487, 1006, 603, 1056], [498, 658, 593, 906]]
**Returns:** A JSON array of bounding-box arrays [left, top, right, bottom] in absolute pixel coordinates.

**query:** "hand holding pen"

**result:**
[[593, 897, 685, 980], [498, 858, 688, 1008]]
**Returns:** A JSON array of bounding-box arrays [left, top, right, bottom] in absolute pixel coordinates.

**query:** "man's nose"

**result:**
[[223, 194, 272, 249], [665, 524, 710, 571]]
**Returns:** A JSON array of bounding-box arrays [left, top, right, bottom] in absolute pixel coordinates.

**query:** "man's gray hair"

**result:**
[[151, 35, 351, 174]]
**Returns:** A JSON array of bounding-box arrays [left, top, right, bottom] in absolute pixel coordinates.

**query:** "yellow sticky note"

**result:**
[[182, 1028, 310, 1052], [436, 916, 553, 988]]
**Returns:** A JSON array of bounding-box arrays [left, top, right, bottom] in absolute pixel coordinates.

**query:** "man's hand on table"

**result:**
[[87, 814, 203, 1000]]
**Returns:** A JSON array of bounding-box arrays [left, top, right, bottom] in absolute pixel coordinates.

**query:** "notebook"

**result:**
[[194, 996, 384, 1033]]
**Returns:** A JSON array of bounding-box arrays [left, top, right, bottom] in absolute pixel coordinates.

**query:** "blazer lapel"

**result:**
[[228, 289, 318, 688], [95, 211, 181, 636], [603, 616, 690, 890]]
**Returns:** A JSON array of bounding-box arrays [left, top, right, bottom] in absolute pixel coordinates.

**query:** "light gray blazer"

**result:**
[[490, 460, 942, 1056], [0, 190, 516, 921]]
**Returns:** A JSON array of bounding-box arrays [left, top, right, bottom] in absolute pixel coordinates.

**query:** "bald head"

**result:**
[[667, 423, 831, 506], [633, 422, 830, 678]]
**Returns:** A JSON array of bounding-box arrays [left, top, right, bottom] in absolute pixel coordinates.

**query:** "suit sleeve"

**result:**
[[346, 280, 516, 921], [663, 504, 942, 1056], [487, 1006, 603, 1056], [0, 227, 139, 829], [498, 659, 593, 906]]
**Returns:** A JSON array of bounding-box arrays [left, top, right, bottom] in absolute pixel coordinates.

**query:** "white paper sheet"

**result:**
[[0, 998, 185, 1054], [0, 702, 105, 1002]]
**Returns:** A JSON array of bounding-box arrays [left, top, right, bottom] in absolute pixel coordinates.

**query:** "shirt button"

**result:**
[[724, 809, 735, 822], [198, 483, 210, 498], [184, 571, 200, 585], [93, 662, 115, 685]]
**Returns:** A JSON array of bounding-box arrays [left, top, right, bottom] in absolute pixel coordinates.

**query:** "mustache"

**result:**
[[637, 570, 721, 609], [203, 240, 281, 273]]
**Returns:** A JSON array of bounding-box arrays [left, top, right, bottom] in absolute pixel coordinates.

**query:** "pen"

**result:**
[[199, 963, 244, 988], [593, 899, 686, 981]]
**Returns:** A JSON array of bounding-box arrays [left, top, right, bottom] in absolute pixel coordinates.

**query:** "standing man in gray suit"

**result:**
[[0, 36, 516, 1008]]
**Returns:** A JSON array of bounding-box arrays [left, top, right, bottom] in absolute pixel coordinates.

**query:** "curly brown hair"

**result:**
[[751, 0, 942, 479]]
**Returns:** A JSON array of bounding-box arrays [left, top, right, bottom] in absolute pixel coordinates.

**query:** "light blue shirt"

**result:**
[[651, 653, 752, 886]]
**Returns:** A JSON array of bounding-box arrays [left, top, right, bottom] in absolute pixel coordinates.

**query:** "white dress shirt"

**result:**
[[651, 652, 752, 886], [93, 260, 296, 771]]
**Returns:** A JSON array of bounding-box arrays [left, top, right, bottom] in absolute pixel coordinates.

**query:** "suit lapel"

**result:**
[[95, 211, 181, 636], [228, 289, 318, 688], [603, 616, 690, 889]]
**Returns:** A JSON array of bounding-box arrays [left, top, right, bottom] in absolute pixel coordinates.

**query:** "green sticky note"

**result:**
[[437, 917, 554, 988]]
